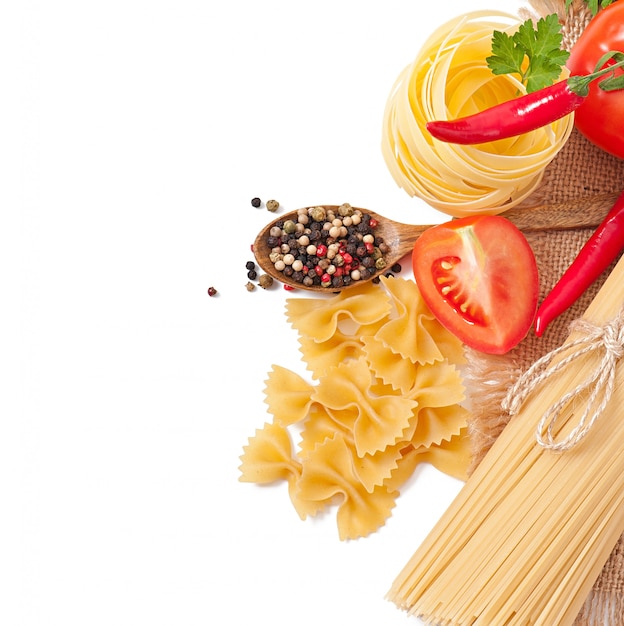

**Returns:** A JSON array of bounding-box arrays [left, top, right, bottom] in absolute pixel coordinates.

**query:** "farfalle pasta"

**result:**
[[239, 276, 472, 540], [285, 282, 391, 343], [297, 434, 398, 542], [262, 365, 315, 426], [373, 274, 464, 365]]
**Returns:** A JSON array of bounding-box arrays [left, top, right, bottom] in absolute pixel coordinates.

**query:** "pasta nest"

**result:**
[[381, 10, 574, 216]]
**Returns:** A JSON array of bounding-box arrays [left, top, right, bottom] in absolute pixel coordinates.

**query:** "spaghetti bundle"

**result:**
[[388, 255, 624, 624], [381, 11, 574, 216]]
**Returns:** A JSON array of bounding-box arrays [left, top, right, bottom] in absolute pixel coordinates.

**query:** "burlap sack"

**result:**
[[464, 3, 624, 623]]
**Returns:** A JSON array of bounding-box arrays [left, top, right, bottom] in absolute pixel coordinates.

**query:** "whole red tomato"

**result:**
[[567, 2, 624, 160]]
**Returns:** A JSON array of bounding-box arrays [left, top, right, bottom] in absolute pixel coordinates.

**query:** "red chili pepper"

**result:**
[[426, 52, 624, 145], [426, 80, 585, 144], [534, 188, 624, 337]]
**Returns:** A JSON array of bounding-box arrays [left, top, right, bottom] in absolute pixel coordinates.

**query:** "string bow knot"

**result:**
[[502, 311, 624, 452]]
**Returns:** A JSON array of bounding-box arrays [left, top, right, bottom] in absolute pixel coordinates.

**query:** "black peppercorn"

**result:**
[[247, 270, 257, 280], [246, 261, 256, 271], [391, 263, 402, 273], [251, 197, 261, 208]]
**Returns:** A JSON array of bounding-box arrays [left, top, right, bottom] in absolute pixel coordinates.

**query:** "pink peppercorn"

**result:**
[[316, 244, 327, 257]]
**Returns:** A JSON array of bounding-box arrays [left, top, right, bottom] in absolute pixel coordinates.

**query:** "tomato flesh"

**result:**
[[412, 215, 539, 354], [567, 2, 624, 160]]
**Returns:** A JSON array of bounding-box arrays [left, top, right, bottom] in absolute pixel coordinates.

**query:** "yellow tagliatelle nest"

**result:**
[[381, 10, 575, 216], [239, 277, 471, 541]]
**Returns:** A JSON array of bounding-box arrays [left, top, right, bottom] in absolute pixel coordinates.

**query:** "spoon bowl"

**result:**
[[253, 205, 430, 293]]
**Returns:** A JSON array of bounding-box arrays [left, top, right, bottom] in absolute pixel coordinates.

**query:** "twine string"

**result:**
[[501, 312, 624, 452]]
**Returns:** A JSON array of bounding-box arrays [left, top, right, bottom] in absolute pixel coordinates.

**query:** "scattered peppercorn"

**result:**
[[258, 274, 274, 289], [246, 261, 256, 271], [207, 286, 217, 297], [251, 197, 262, 208], [391, 263, 402, 273], [266, 199, 280, 212], [245, 281, 256, 292], [247, 269, 257, 280], [283, 284, 296, 291]]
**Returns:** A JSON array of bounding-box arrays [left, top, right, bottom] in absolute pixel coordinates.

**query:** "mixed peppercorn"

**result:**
[[263, 203, 390, 290]]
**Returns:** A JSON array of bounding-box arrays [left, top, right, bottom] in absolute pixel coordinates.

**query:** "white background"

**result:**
[[6, 1, 522, 624]]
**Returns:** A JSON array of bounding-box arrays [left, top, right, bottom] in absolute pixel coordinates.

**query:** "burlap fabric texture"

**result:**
[[463, 2, 624, 623]]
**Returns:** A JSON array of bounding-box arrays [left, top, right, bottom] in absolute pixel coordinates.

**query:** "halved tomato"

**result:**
[[412, 215, 539, 354]]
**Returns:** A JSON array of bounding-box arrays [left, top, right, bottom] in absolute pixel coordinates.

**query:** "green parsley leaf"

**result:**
[[486, 14, 570, 93]]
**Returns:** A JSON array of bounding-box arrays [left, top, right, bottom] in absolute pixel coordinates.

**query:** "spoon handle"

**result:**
[[505, 193, 620, 232]]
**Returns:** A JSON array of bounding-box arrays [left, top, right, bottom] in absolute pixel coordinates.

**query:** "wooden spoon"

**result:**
[[253, 206, 429, 293], [252, 195, 619, 294]]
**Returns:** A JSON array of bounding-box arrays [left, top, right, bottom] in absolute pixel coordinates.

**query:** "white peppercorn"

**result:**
[[329, 225, 341, 238]]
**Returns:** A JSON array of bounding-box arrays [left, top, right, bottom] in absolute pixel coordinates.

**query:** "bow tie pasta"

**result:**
[[239, 276, 471, 540]]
